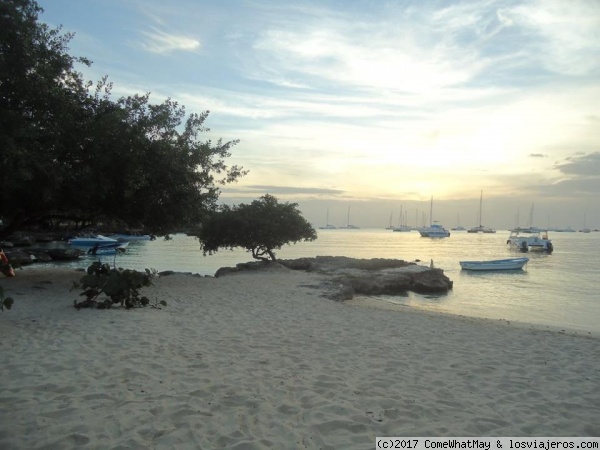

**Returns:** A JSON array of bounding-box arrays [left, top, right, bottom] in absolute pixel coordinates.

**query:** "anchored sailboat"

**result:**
[[318, 208, 337, 230], [467, 190, 496, 233]]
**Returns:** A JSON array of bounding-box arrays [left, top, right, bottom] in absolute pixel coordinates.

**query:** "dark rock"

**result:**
[[339, 272, 414, 296], [4, 250, 35, 266], [213, 256, 453, 300], [324, 282, 355, 301], [215, 261, 290, 277], [9, 234, 35, 247], [46, 248, 84, 261], [279, 256, 415, 273], [410, 268, 453, 293], [27, 250, 54, 263]]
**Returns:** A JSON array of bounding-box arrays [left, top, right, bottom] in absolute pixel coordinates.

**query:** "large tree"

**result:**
[[197, 194, 317, 261], [0, 0, 245, 239]]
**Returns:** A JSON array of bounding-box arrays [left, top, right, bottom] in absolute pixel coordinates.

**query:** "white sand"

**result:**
[[0, 267, 598, 449]]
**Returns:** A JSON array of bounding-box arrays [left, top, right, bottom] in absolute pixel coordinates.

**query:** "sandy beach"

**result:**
[[0, 267, 598, 449]]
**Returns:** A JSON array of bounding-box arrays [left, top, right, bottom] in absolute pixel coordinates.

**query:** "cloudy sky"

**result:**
[[37, 0, 600, 229]]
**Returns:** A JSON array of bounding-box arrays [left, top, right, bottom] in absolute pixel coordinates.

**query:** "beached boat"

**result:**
[[68, 235, 119, 247], [507, 228, 554, 253], [460, 257, 529, 271]]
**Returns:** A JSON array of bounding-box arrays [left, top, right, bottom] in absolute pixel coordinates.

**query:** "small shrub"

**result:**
[[72, 262, 166, 309], [0, 286, 14, 311]]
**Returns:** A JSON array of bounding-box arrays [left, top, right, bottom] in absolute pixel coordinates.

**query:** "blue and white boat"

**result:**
[[87, 242, 129, 255], [459, 257, 529, 271], [68, 235, 119, 247], [418, 197, 450, 238], [418, 223, 450, 238]]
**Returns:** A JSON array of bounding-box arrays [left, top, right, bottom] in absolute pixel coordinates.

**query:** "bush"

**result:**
[[0, 286, 14, 311], [72, 262, 166, 309]]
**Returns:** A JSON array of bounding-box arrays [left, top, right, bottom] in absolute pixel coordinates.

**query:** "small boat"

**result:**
[[68, 234, 119, 247], [460, 257, 529, 271], [507, 228, 554, 253], [87, 242, 129, 255]]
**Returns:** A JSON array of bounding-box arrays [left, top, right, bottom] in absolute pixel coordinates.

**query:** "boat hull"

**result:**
[[87, 242, 129, 255], [460, 258, 529, 271]]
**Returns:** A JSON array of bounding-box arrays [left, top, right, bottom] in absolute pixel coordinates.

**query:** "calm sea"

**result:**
[[35, 229, 600, 334]]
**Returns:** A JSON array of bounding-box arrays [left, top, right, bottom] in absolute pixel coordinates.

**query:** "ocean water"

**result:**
[[35, 229, 600, 334]]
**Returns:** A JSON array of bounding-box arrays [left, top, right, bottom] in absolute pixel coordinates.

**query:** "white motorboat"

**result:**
[[460, 257, 529, 271], [507, 228, 554, 253], [418, 223, 450, 238], [418, 197, 450, 238]]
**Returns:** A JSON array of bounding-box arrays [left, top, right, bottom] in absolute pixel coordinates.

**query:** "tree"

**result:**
[[0, 0, 246, 239], [197, 195, 317, 261]]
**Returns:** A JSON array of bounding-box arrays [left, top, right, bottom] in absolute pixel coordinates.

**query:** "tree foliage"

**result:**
[[197, 194, 317, 261], [72, 262, 165, 310], [0, 0, 246, 239]]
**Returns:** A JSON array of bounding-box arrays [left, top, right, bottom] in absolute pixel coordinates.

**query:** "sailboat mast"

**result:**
[[429, 196, 433, 226], [479, 190, 483, 226]]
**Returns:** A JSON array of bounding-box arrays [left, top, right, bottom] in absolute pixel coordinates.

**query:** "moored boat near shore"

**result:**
[[460, 257, 529, 271]]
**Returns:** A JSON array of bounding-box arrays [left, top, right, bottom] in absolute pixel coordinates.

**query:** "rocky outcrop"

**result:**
[[216, 256, 453, 301], [4, 247, 84, 265]]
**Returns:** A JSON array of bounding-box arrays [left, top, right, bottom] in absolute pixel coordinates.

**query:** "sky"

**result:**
[[36, 0, 600, 230]]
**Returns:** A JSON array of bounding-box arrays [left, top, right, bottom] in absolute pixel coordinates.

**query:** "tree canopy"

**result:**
[[0, 0, 246, 239], [197, 195, 317, 261]]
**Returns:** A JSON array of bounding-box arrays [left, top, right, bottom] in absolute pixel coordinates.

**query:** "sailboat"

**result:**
[[385, 212, 394, 230], [418, 197, 450, 238], [467, 190, 496, 233], [579, 213, 591, 233], [451, 213, 466, 231], [318, 208, 337, 230], [339, 206, 360, 229], [392, 206, 411, 232]]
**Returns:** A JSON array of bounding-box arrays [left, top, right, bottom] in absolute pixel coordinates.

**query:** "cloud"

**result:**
[[555, 152, 600, 177], [224, 185, 345, 196], [529, 153, 548, 158], [140, 28, 200, 53]]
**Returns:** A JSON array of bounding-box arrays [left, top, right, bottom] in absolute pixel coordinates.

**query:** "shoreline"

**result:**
[[1, 268, 599, 447], [345, 296, 600, 339]]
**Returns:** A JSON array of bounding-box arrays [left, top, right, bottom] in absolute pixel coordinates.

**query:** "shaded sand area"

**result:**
[[0, 267, 598, 449]]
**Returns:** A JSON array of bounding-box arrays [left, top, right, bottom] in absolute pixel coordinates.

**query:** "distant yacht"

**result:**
[[451, 213, 466, 231], [339, 206, 360, 229], [392, 206, 411, 232], [579, 214, 591, 233], [385, 212, 394, 230], [318, 208, 337, 230], [467, 191, 496, 233], [418, 197, 450, 238]]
